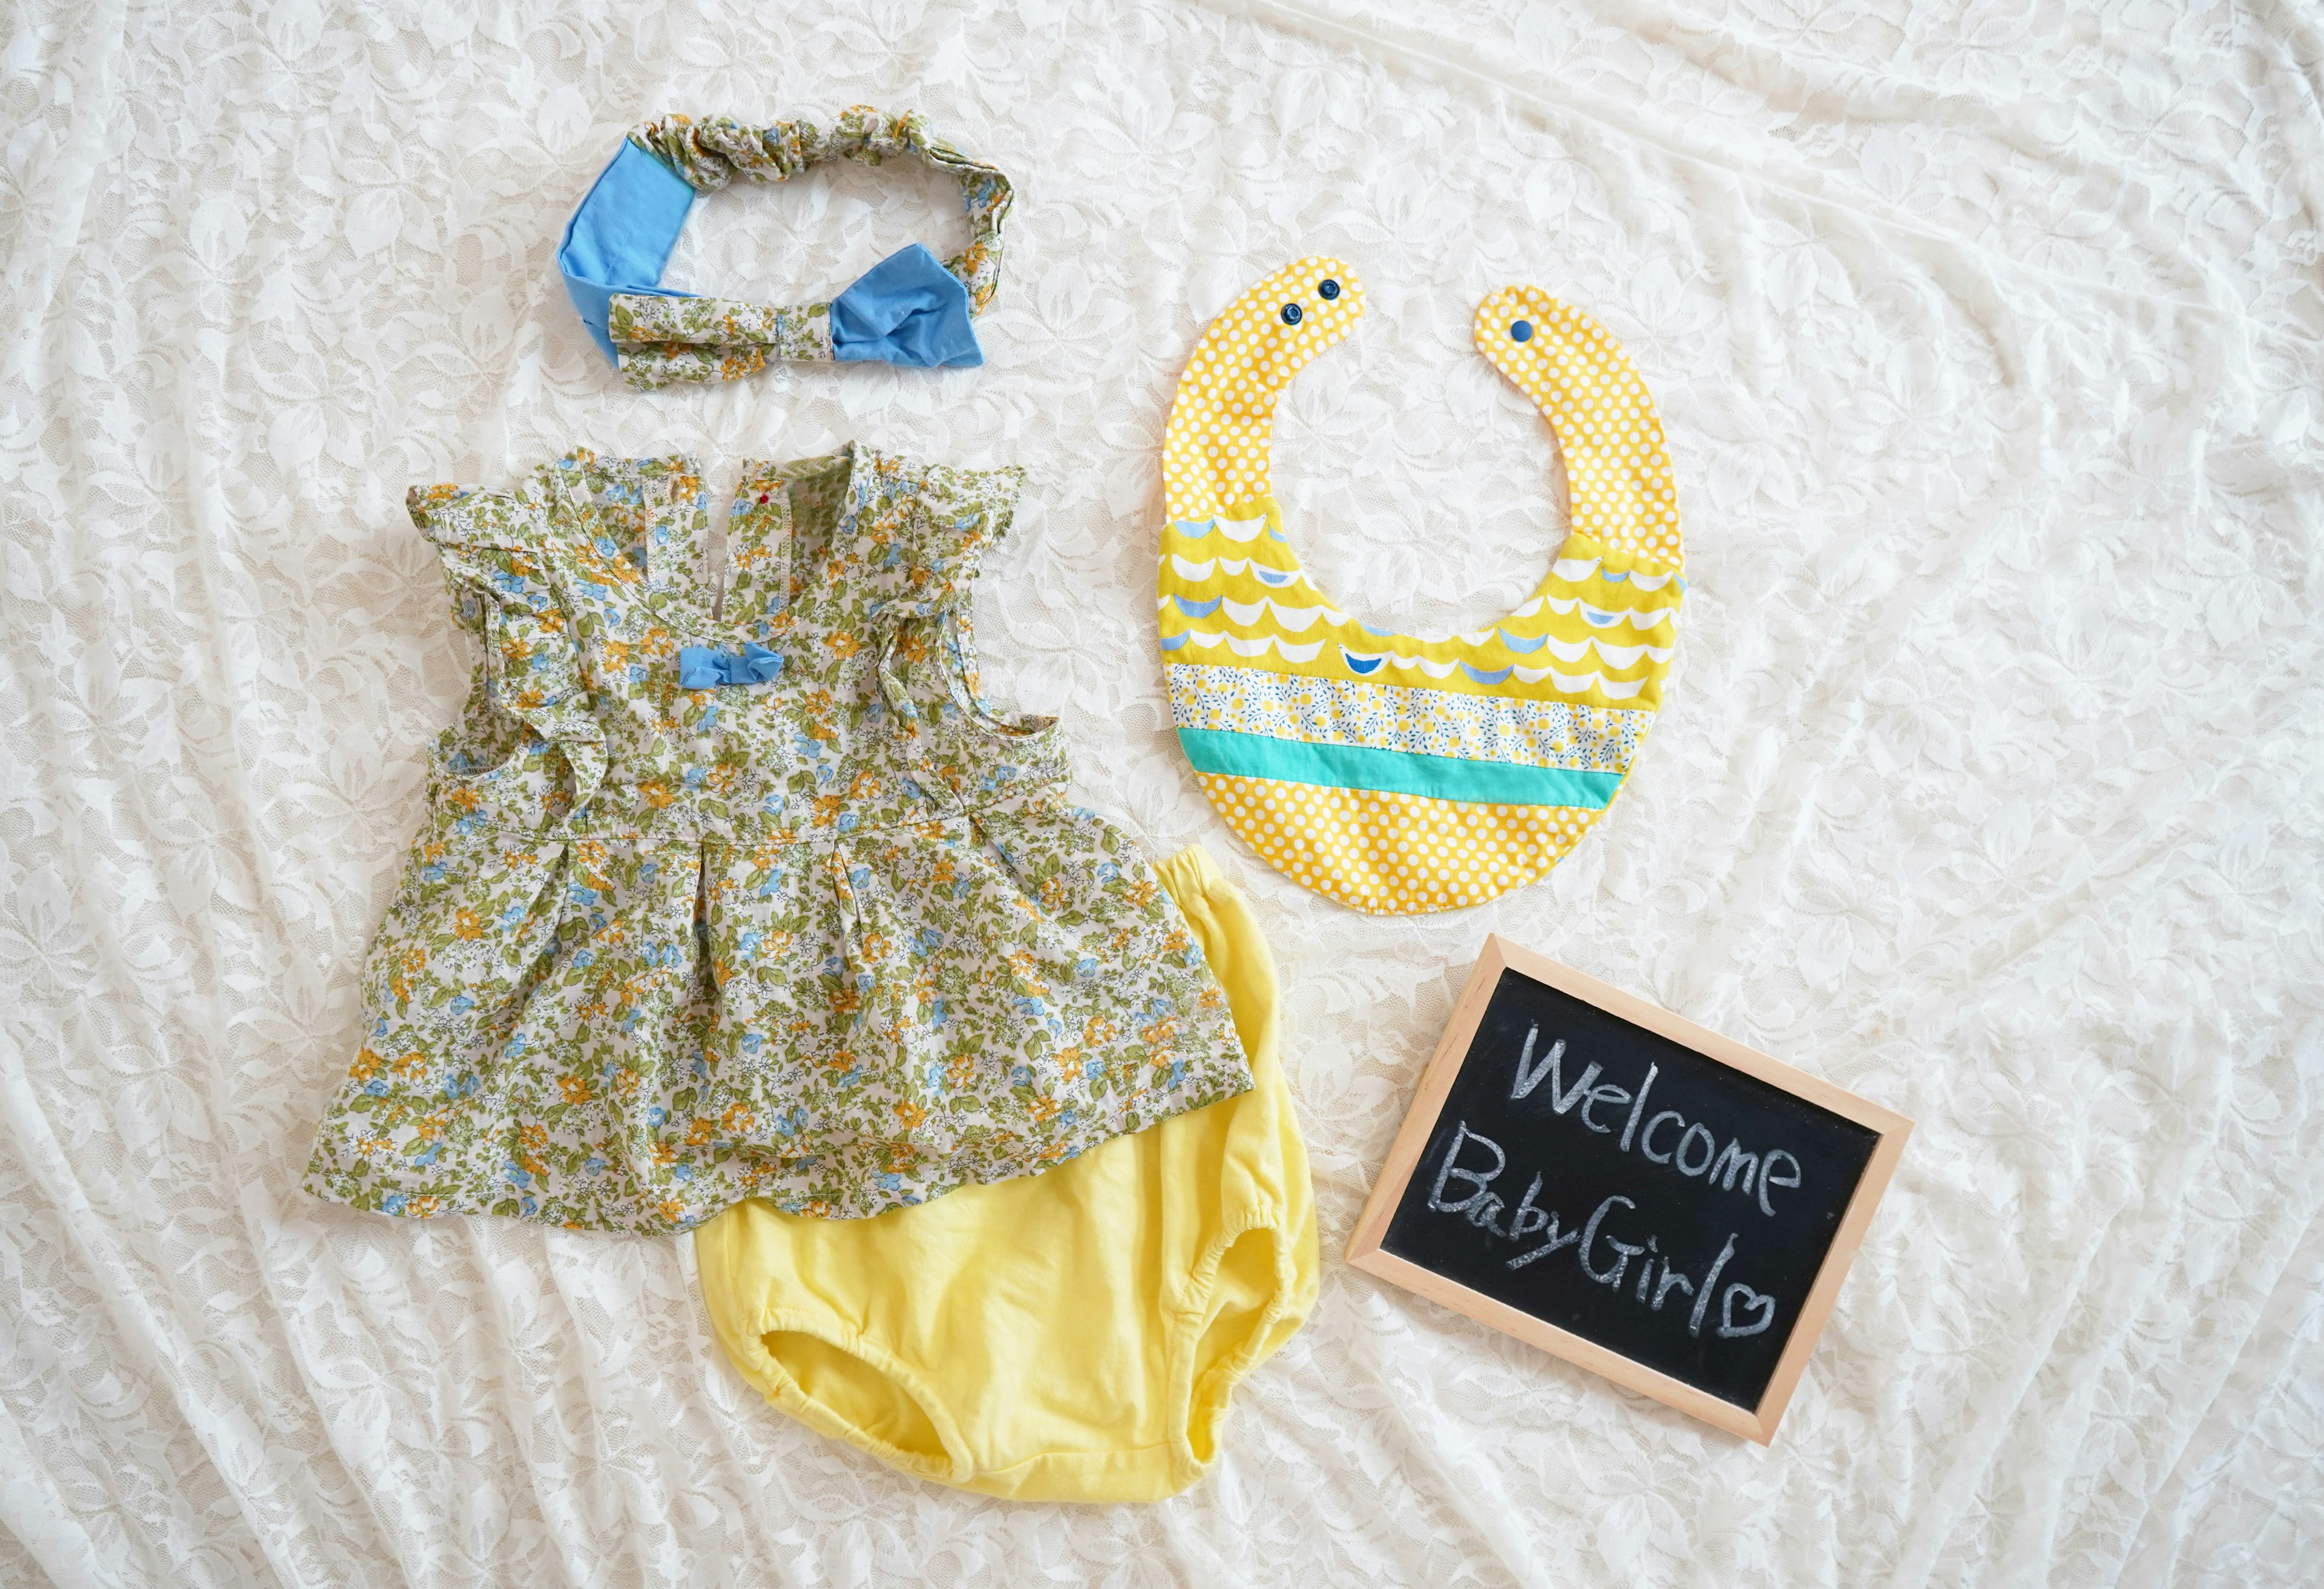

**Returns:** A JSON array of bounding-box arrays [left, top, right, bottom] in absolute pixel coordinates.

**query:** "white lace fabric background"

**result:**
[[4, 1, 2320, 1584]]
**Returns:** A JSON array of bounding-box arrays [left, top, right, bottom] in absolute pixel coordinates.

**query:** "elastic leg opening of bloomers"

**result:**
[[697, 1294, 977, 1487], [692, 843, 1319, 1504]]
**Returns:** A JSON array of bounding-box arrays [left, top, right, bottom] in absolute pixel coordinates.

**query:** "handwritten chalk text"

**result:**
[[1508, 1024, 1802, 1218], [1429, 1120, 1776, 1340]]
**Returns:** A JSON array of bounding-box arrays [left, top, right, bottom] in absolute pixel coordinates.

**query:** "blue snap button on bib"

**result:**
[[1318, 278, 1341, 300], [1511, 320, 1534, 342], [1281, 303, 1303, 325]]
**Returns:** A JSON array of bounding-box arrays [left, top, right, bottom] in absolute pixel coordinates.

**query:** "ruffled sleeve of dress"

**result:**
[[409, 479, 608, 828], [872, 463, 1062, 829], [894, 459, 1026, 618]]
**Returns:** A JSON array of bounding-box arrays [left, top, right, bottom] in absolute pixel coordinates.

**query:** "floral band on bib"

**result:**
[[1158, 258, 1686, 915], [558, 107, 1014, 390]]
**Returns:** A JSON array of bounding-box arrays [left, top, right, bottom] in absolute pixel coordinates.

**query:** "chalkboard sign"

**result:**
[[1347, 936, 1911, 1444]]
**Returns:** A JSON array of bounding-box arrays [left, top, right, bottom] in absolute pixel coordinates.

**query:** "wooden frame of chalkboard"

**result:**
[[1346, 936, 1911, 1445]]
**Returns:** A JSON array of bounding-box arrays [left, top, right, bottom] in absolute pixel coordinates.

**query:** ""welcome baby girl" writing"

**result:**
[[1422, 1022, 1814, 1344]]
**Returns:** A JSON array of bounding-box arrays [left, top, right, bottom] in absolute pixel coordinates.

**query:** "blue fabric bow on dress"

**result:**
[[558, 140, 981, 369], [678, 645, 786, 689]]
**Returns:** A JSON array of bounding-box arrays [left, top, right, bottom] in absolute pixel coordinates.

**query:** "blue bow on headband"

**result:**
[[677, 644, 786, 689], [558, 140, 981, 372]]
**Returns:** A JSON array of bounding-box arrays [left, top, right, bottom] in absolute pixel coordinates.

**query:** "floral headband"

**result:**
[[558, 107, 1014, 390]]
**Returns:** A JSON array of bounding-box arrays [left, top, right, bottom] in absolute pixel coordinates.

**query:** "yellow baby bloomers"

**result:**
[[1159, 259, 1687, 915], [694, 846, 1316, 1502]]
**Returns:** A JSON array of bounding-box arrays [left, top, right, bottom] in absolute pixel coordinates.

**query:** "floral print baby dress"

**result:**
[[304, 443, 1255, 1232]]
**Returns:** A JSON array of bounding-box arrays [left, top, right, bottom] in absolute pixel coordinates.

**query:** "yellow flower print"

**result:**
[[389, 946, 427, 1001]]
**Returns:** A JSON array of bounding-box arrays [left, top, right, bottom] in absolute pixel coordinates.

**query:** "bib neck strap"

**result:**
[[558, 107, 1014, 391], [1161, 256, 1681, 568]]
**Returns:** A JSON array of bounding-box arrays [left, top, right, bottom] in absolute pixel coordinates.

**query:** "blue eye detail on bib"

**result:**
[[1281, 303, 1303, 325], [1511, 320, 1534, 342], [1318, 278, 1341, 300]]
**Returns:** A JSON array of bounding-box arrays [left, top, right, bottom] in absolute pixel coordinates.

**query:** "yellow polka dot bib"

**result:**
[[1159, 258, 1685, 915]]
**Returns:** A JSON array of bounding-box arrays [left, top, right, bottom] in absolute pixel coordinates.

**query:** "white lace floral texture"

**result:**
[[2, 1, 2320, 1585]]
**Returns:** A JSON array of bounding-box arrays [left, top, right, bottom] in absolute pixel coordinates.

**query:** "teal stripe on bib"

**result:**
[[1175, 728, 1624, 809]]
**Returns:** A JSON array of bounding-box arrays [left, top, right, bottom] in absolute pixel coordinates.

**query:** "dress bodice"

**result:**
[[417, 442, 1063, 842]]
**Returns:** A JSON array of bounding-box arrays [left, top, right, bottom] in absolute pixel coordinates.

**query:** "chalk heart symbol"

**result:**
[[1719, 1283, 1776, 1339]]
